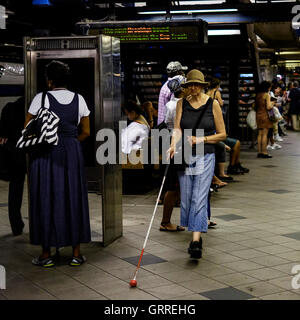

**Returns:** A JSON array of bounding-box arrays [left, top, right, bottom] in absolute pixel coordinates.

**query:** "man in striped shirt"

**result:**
[[157, 61, 188, 125]]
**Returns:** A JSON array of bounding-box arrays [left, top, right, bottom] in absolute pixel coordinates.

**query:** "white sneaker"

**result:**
[[273, 143, 282, 149], [274, 134, 283, 142], [267, 144, 274, 150]]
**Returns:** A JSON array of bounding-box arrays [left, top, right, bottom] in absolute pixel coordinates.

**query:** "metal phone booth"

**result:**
[[24, 36, 122, 247]]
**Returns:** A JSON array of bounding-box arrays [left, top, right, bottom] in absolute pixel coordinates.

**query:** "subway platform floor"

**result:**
[[1, 132, 300, 300]]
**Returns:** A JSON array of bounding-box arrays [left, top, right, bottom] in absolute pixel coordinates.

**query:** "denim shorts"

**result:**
[[224, 137, 237, 149]]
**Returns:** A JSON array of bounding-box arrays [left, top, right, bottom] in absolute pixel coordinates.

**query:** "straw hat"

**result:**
[[181, 69, 209, 87]]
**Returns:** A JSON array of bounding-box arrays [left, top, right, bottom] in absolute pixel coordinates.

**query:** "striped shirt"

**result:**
[[157, 75, 184, 125]]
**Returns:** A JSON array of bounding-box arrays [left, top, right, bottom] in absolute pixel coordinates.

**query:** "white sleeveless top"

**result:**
[[164, 97, 180, 130], [121, 121, 149, 154]]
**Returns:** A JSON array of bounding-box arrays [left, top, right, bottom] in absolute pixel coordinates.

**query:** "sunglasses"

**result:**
[[186, 82, 203, 87]]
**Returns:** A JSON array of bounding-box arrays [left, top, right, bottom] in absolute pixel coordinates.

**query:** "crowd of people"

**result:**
[[1, 59, 297, 266], [255, 79, 294, 159], [121, 61, 250, 259], [121, 63, 300, 259]]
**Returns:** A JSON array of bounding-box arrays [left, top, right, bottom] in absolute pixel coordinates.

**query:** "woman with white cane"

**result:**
[[168, 69, 226, 259]]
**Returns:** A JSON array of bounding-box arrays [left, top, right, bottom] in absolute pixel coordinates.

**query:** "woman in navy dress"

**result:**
[[25, 60, 91, 267]]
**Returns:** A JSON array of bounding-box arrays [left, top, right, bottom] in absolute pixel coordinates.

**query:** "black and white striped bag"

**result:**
[[16, 92, 60, 152]]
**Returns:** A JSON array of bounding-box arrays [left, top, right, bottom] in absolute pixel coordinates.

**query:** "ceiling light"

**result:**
[[179, 1, 225, 4], [208, 29, 241, 36], [138, 11, 167, 15], [138, 8, 238, 15], [170, 9, 238, 14], [276, 51, 300, 55]]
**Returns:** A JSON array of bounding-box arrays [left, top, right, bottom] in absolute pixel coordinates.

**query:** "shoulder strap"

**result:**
[[193, 97, 212, 130], [41, 92, 47, 109], [182, 98, 188, 112]]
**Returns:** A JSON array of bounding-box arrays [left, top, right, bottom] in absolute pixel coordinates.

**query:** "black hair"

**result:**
[[122, 100, 142, 115], [45, 60, 71, 87], [293, 81, 299, 88], [257, 81, 272, 93], [167, 70, 185, 78], [206, 77, 220, 90]]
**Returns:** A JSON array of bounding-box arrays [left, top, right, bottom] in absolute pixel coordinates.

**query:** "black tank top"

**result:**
[[180, 97, 216, 155]]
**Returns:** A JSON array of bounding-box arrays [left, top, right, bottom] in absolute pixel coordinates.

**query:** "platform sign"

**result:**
[[101, 25, 199, 43]]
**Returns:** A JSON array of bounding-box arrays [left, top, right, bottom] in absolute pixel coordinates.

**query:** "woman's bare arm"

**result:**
[[215, 90, 224, 107], [78, 116, 90, 142], [168, 99, 183, 158], [265, 93, 273, 110], [24, 112, 35, 127]]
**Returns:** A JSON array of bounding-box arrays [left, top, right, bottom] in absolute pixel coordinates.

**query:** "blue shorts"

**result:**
[[224, 137, 237, 149]]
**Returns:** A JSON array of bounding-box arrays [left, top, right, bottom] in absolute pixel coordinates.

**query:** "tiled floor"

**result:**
[[1, 131, 300, 300]]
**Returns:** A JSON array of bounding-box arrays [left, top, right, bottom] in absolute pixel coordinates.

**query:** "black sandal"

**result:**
[[208, 221, 217, 229], [188, 239, 202, 259], [160, 223, 185, 232]]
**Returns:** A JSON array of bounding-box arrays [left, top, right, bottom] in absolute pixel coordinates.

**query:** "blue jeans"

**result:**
[[178, 153, 215, 232]]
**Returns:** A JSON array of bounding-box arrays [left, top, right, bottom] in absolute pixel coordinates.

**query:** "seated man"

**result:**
[[225, 137, 249, 175]]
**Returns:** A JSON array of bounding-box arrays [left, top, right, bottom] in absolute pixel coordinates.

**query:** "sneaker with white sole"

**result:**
[[69, 255, 87, 266], [32, 256, 55, 268], [274, 134, 283, 142], [273, 143, 282, 149], [267, 144, 274, 150]]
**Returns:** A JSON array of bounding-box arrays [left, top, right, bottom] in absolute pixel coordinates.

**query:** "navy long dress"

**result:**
[[29, 92, 91, 248]]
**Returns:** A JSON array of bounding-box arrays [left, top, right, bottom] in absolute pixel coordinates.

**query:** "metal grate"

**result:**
[[32, 38, 98, 50]]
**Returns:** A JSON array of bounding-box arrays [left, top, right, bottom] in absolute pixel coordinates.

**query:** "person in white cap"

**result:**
[[157, 61, 188, 125]]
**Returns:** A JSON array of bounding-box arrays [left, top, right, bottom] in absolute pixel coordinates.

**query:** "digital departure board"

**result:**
[[101, 26, 199, 43]]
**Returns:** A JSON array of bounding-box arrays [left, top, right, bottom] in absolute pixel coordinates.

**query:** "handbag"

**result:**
[[273, 106, 282, 121], [246, 109, 257, 130], [173, 98, 212, 171], [16, 92, 60, 153], [268, 107, 279, 122]]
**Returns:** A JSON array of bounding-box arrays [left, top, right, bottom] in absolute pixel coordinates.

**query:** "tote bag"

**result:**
[[16, 92, 60, 152], [246, 109, 257, 130]]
